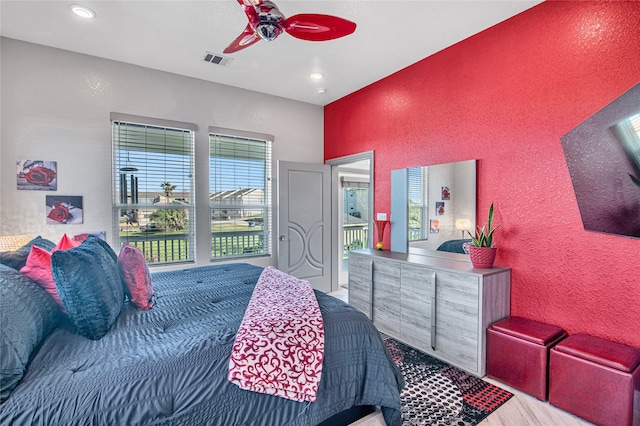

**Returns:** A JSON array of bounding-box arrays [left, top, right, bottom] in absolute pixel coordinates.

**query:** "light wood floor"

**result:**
[[477, 378, 591, 426], [327, 287, 592, 426]]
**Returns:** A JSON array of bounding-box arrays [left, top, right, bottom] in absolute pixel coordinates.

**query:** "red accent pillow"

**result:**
[[19, 234, 80, 311], [117, 243, 154, 310], [55, 234, 80, 251]]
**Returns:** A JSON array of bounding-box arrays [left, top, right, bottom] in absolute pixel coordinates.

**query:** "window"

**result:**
[[612, 112, 640, 175], [112, 113, 196, 264], [408, 166, 429, 241], [209, 128, 272, 260]]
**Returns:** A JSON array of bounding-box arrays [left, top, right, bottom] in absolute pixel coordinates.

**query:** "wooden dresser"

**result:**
[[348, 249, 510, 377]]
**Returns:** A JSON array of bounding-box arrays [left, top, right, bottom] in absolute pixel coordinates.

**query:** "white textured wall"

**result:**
[[0, 37, 324, 270]]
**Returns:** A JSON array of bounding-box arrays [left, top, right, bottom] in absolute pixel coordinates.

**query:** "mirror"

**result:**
[[390, 159, 476, 254], [561, 83, 640, 239]]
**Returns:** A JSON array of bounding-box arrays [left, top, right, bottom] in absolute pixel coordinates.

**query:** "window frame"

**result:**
[[209, 127, 273, 261], [111, 113, 197, 265]]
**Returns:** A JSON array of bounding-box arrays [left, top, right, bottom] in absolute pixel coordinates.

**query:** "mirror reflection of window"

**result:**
[[611, 112, 640, 186], [408, 166, 429, 241]]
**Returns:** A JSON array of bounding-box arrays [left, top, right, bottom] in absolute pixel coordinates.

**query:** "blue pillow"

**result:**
[[51, 236, 123, 340], [0, 236, 56, 270], [87, 234, 118, 263], [0, 264, 61, 402]]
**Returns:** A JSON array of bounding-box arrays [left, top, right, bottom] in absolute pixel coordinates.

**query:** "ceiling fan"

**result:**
[[223, 0, 357, 54]]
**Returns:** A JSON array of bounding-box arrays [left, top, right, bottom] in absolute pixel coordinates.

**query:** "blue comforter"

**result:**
[[1, 264, 402, 425]]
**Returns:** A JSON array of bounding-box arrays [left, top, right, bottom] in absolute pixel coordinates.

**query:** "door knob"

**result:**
[[278, 235, 286, 241]]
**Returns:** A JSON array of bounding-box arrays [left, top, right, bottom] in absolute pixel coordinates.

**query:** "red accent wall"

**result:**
[[325, 1, 640, 349]]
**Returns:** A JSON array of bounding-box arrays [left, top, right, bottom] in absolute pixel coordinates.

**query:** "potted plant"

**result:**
[[466, 202, 500, 268]]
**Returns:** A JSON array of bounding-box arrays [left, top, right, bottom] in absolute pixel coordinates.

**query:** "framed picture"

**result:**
[[435, 201, 445, 216], [441, 186, 450, 200], [17, 160, 57, 191], [46, 196, 83, 224], [430, 219, 440, 233]]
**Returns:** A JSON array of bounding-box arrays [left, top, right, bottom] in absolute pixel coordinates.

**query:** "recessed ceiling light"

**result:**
[[317, 88, 327, 94], [71, 5, 96, 19], [310, 73, 324, 80]]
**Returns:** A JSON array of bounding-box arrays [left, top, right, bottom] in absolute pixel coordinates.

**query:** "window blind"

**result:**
[[612, 112, 640, 170], [112, 117, 196, 264], [340, 176, 369, 188], [209, 131, 272, 260], [408, 166, 429, 241]]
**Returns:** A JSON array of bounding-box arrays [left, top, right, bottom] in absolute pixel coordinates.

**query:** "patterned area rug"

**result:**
[[382, 334, 513, 426]]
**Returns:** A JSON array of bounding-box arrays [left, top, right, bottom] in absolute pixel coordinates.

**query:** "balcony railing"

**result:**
[[343, 224, 368, 258], [211, 230, 264, 258], [123, 233, 190, 263], [408, 227, 421, 241], [124, 225, 369, 264]]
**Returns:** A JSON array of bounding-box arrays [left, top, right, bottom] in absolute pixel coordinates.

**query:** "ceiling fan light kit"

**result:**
[[223, 0, 356, 54]]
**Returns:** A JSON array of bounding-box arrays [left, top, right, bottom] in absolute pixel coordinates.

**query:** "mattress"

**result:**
[[0, 263, 402, 425]]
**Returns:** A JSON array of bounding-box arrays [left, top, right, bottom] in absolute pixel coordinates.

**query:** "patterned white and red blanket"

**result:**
[[227, 266, 325, 402]]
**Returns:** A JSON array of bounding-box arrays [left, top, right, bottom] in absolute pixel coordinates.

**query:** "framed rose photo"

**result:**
[[17, 160, 57, 190], [441, 186, 450, 200], [46, 196, 83, 224]]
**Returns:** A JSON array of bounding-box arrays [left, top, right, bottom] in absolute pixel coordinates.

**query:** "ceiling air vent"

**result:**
[[203, 52, 233, 67]]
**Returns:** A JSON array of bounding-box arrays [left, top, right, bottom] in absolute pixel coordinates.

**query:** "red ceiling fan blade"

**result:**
[[223, 24, 261, 54], [283, 14, 356, 41]]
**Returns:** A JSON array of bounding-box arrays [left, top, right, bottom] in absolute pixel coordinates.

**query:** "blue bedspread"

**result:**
[[0, 264, 402, 425]]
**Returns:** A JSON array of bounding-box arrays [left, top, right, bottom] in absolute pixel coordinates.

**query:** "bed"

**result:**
[[436, 238, 472, 254], [1, 251, 403, 425]]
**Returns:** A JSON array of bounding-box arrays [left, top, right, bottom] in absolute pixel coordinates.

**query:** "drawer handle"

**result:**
[[367, 260, 373, 296], [430, 272, 436, 350]]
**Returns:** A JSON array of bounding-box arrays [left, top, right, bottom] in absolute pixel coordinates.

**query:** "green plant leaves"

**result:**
[[467, 203, 500, 247]]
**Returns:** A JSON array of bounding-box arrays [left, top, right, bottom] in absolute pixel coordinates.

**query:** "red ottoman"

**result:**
[[549, 334, 640, 426], [487, 316, 567, 400]]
